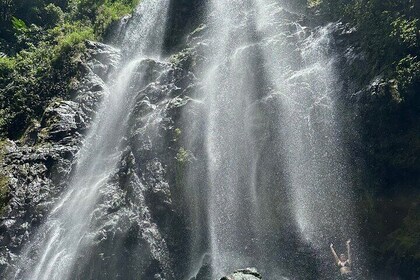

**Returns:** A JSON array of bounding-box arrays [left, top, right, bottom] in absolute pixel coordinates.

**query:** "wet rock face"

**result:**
[[164, 0, 207, 54], [220, 268, 263, 280], [0, 41, 121, 274], [0, 33, 199, 278], [0, 10, 326, 278], [37, 100, 88, 144], [66, 54, 198, 280], [1, 13, 324, 278], [85, 40, 122, 80]]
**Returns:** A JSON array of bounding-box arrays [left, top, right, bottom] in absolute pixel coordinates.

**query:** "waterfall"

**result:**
[[182, 0, 359, 278], [203, 0, 264, 277], [5, 0, 363, 279], [9, 1, 171, 279]]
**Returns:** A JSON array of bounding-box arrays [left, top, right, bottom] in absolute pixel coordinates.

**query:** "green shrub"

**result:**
[[43, 3, 65, 28], [0, 22, 91, 138], [11, 16, 28, 33], [53, 23, 94, 56], [0, 56, 16, 77], [396, 55, 420, 91], [94, 1, 132, 37], [391, 18, 419, 48], [0, 0, 141, 138]]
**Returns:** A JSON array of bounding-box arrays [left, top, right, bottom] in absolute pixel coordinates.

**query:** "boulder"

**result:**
[[221, 268, 262, 280]]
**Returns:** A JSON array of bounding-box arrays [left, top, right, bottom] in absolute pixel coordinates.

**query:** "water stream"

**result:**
[[10, 1, 171, 279], [9, 0, 361, 279], [186, 0, 358, 278]]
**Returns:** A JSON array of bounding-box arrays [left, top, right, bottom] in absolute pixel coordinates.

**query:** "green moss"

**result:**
[[173, 128, 182, 142], [0, 55, 16, 76], [172, 129, 189, 189], [169, 48, 196, 69], [307, 0, 323, 9], [0, 141, 10, 215], [170, 48, 188, 63], [0, 174, 10, 216], [176, 147, 192, 164]]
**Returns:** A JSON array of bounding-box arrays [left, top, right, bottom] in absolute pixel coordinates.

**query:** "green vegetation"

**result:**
[[174, 129, 194, 193], [0, 140, 10, 215], [176, 147, 193, 164], [302, 0, 420, 97], [0, 0, 140, 139], [294, 0, 420, 277], [0, 174, 9, 215], [173, 128, 182, 142], [0, 0, 418, 276]]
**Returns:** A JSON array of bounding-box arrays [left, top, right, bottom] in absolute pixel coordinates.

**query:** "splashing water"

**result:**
[[10, 1, 171, 279], [182, 0, 359, 278], [8, 0, 363, 279]]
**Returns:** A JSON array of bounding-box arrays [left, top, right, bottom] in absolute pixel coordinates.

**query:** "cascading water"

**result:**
[[254, 0, 358, 250], [285, 25, 356, 246], [4, 0, 363, 279], [9, 1, 171, 279], [202, 0, 267, 277], [182, 0, 360, 278]]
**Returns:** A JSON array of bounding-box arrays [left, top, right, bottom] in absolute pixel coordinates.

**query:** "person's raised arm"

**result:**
[[346, 239, 351, 264], [330, 243, 339, 264]]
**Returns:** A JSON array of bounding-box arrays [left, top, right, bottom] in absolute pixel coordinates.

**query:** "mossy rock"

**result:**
[[0, 140, 11, 215], [0, 174, 10, 215]]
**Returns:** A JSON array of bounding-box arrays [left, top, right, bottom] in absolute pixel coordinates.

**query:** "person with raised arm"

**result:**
[[330, 239, 352, 279]]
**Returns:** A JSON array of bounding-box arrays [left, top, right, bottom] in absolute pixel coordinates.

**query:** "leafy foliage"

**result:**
[[44, 3, 65, 28], [396, 55, 420, 91], [11, 17, 28, 33], [69, 0, 140, 38], [0, 0, 140, 138]]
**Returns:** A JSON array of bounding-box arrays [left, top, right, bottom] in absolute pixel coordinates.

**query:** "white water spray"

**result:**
[[11, 1, 171, 279], [187, 0, 358, 278]]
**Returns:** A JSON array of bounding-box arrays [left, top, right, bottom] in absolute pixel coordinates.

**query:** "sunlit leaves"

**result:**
[[391, 18, 419, 48]]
